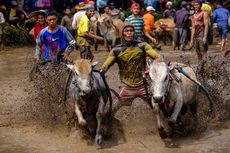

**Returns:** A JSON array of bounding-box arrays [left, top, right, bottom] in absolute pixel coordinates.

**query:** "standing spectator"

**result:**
[[33, 10, 47, 57], [190, 0, 209, 61], [109, 2, 120, 19], [0, 9, 5, 51], [0, 1, 7, 16], [35, 0, 52, 10], [143, 6, 155, 34], [119, 8, 125, 21], [17, 0, 24, 10], [213, 1, 230, 53], [72, 2, 86, 31], [125, 3, 156, 44], [163, 1, 175, 19], [173, 1, 189, 51], [77, 5, 103, 60], [101, 5, 111, 19], [35, 11, 75, 63], [202, 1, 213, 44], [61, 7, 74, 36]]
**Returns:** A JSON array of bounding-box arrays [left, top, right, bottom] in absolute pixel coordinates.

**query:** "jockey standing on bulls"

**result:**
[[101, 23, 160, 114]]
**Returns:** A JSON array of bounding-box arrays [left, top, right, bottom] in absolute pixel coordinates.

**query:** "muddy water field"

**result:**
[[1, 40, 230, 153]]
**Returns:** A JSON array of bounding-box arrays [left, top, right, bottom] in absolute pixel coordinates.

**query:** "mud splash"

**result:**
[[196, 54, 230, 122]]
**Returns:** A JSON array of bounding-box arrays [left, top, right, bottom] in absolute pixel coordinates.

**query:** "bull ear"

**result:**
[[66, 64, 75, 71], [91, 61, 98, 68]]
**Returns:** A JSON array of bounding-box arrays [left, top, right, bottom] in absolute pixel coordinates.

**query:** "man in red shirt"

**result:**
[[33, 10, 47, 56]]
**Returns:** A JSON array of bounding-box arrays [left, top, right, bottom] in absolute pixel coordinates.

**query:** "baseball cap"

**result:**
[[131, 3, 140, 9], [146, 6, 155, 11]]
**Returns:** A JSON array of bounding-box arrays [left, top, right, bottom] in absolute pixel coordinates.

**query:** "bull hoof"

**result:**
[[168, 117, 176, 127], [95, 134, 102, 145], [78, 118, 87, 126], [158, 128, 168, 139]]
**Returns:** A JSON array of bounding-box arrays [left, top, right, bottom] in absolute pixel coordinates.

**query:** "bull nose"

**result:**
[[154, 96, 163, 103]]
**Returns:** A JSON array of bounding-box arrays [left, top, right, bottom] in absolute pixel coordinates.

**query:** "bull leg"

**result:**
[[152, 99, 168, 139], [95, 96, 105, 145], [168, 88, 183, 125], [75, 101, 87, 126]]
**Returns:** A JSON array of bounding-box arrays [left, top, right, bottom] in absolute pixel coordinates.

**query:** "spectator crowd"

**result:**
[[0, 0, 229, 57]]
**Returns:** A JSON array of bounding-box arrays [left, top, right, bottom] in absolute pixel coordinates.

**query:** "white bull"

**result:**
[[148, 61, 198, 138], [67, 59, 111, 145]]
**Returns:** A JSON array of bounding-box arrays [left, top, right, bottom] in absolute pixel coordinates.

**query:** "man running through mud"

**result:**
[[101, 23, 159, 114], [35, 11, 75, 63]]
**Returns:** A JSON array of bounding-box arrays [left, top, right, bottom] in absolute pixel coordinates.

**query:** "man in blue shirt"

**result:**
[[213, 1, 230, 53], [35, 11, 75, 63]]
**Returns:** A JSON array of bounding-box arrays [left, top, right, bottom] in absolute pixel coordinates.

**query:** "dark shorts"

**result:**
[[79, 46, 94, 60], [194, 38, 208, 53], [218, 26, 228, 39]]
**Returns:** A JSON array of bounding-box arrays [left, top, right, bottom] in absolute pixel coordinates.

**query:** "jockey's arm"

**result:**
[[145, 43, 159, 59], [101, 50, 116, 72]]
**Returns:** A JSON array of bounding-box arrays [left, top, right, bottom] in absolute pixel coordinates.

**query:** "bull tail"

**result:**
[[64, 70, 72, 102], [175, 65, 213, 113]]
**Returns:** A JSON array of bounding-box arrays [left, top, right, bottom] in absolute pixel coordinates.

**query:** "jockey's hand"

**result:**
[[62, 52, 70, 61]]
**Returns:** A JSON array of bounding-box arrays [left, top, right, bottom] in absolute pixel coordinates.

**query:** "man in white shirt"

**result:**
[[72, 2, 86, 31]]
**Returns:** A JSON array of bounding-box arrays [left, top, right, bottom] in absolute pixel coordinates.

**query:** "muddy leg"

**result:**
[[168, 87, 183, 125], [75, 101, 87, 126], [95, 96, 105, 145]]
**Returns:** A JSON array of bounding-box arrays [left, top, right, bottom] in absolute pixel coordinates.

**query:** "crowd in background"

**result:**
[[0, 0, 229, 54]]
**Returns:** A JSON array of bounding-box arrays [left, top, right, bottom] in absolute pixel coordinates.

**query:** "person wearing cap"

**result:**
[[125, 3, 156, 44], [35, 11, 76, 63], [190, 0, 209, 61], [72, 2, 86, 31], [163, 1, 175, 19], [173, 1, 189, 51], [109, 2, 120, 19], [143, 6, 155, 33], [213, 1, 230, 53], [77, 5, 104, 60], [101, 23, 159, 113]]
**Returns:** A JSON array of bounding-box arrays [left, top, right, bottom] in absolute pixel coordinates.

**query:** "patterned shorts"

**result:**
[[117, 84, 149, 102]]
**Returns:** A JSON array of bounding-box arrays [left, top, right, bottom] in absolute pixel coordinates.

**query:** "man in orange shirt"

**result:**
[[143, 6, 159, 48], [143, 6, 155, 33]]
